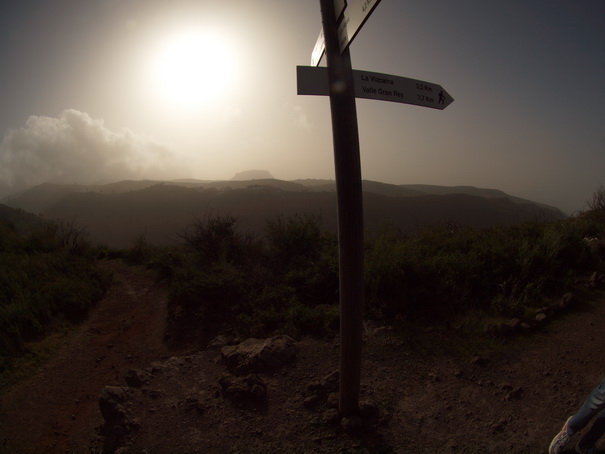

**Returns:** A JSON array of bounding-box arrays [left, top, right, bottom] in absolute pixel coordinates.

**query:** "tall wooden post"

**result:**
[[319, 0, 364, 416]]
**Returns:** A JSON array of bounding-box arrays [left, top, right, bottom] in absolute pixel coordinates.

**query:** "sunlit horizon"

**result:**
[[1, 1, 604, 216]]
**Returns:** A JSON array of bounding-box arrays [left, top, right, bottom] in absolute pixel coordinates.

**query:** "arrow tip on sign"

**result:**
[[437, 88, 454, 109]]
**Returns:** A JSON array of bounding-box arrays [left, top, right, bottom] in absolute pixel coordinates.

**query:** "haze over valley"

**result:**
[[2, 174, 565, 248]]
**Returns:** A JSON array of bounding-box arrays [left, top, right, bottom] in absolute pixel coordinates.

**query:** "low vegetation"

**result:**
[[1, 186, 604, 373], [0, 217, 111, 375], [160, 213, 340, 346], [154, 188, 605, 348]]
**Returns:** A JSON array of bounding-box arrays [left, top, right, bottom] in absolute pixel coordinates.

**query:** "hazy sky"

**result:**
[[1, 1, 604, 214]]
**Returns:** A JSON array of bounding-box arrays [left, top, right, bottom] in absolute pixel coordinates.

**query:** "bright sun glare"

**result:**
[[150, 28, 237, 110]]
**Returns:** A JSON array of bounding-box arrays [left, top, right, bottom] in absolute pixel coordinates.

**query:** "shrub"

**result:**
[[178, 213, 254, 266], [24, 218, 91, 255], [264, 214, 338, 305], [0, 219, 111, 366], [586, 185, 605, 213], [364, 216, 603, 322], [264, 214, 323, 269], [166, 196, 605, 343], [364, 228, 407, 318], [124, 231, 154, 264], [165, 260, 248, 346], [166, 213, 339, 345], [581, 186, 605, 229], [285, 302, 339, 335]]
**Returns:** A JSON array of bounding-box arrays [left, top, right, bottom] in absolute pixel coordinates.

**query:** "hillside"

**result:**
[[1, 179, 565, 248], [0, 203, 43, 232], [1, 260, 604, 453]]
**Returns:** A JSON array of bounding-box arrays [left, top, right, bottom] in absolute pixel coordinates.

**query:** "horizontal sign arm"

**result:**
[[297, 66, 454, 110]]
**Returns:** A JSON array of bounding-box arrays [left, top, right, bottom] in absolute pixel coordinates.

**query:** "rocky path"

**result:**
[[0, 260, 177, 453]]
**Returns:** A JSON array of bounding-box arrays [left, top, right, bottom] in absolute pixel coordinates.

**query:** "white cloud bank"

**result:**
[[0, 109, 186, 195]]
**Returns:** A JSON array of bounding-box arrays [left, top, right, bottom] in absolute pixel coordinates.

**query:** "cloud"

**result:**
[[0, 109, 186, 194]]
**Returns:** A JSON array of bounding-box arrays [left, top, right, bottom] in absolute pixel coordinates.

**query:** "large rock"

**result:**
[[221, 335, 298, 375], [219, 373, 268, 408], [98, 386, 139, 453], [124, 369, 153, 388], [98, 386, 128, 423]]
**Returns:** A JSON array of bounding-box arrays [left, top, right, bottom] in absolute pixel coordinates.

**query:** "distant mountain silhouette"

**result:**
[[231, 170, 274, 180], [1, 179, 566, 248]]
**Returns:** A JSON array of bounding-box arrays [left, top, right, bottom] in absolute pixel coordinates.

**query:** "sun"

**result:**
[[150, 27, 237, 110]]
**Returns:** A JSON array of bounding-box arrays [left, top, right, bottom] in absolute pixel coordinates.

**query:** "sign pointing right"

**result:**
[[297, 66, 454, 110]]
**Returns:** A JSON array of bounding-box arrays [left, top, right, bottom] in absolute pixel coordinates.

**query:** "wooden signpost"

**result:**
[[303, 0, 453, 417]]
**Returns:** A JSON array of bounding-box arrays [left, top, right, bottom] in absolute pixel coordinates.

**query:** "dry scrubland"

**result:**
[[0, 186, 604, 452]]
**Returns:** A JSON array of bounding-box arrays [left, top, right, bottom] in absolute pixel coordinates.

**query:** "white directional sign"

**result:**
[[337, 0, 382, 52], [311, 29, 325, 67], [311, 0, 382, 66], [333, 0, 346, 20], [297, 65, 454, 110]]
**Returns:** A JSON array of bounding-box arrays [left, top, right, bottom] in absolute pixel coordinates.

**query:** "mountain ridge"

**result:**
[[1, 179, 566, 247]]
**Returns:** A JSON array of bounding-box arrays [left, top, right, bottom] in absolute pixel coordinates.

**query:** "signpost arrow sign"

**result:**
[[311, 0, 382, 66], [337, 0, 382, 53], [311, 29, 325, 67], [333, 0, 346, 20], [297, 65, 454, 110]]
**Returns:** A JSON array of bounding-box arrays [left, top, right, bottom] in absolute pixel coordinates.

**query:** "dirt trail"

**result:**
[[1, 260, 604, 453], [0, 260, 179, 453]]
